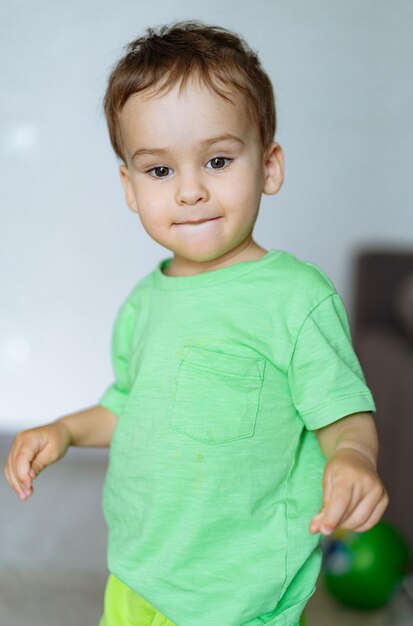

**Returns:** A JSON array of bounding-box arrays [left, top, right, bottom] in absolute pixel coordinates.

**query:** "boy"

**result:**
[[5, 20, 388, 626]]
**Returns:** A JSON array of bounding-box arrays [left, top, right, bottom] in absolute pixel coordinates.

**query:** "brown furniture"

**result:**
[[352, 247, 413, 556]]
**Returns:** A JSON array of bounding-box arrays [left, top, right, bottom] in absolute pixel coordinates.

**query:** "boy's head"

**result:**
[[103, 21, 284, 272]]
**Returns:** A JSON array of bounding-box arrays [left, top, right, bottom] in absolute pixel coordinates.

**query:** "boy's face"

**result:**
[[118, 75, 284, 274]]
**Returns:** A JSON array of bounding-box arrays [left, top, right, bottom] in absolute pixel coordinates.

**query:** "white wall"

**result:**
[[1, 0, 412, 432]]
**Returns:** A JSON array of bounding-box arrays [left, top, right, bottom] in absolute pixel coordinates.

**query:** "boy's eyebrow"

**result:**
[[130, 133, 245, 160]]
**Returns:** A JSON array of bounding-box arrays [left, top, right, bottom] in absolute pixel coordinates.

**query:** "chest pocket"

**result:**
[[170, 346, 265, 445]]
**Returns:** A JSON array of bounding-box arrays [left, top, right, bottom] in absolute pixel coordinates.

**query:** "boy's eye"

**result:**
[[206, 156, 232, 170], [148, 166, 171, 179]]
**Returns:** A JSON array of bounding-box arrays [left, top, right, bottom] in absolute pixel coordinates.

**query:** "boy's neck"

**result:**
[[163, 239, 268, 277]]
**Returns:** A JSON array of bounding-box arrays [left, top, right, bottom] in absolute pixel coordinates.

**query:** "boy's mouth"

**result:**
[[174, 217, 222, 225]]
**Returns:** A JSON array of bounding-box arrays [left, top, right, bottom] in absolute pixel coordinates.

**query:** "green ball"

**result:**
[[321, 521, 411, 610]]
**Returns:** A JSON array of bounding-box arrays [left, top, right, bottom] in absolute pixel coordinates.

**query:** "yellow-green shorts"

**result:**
[[98, 573, 308, 626]]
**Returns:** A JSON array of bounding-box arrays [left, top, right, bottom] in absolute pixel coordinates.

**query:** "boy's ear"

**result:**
[[262, 142, 284, 195], [119, 164, 139, 213]]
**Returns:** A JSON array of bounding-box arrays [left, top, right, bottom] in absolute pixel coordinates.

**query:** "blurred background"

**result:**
[[1, 0, 412, 624]]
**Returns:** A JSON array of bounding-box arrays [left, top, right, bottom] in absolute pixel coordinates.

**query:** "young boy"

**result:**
[[5, 20, 388, 626]]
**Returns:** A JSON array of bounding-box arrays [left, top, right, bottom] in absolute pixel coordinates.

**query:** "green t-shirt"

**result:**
[[99, 249, 376, 626]]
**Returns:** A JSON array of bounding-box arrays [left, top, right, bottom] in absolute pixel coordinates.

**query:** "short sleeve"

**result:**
[[287, 292, 376, 430], [99, 294, 137, 417]]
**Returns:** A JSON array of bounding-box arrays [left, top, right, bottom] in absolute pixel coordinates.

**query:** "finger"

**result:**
[[310, 468, 336, 532], [14, 449, 33, 490], [319, 488, 354, 534], [311, 466, 343, 532], [6, 449, 24, 493], [4, 462, 16, 493], [352, 496, 389, 532], [327, 483, 362, 528], [312, 482, 360, 525], [24, 435, 49, 476], [11, 441, 36, 492], [338, 485, 385, 529], [341, 489, 389, 532], [5, 458, 29, 499], [309, 502, 330, 532], [31, 457, 47, 475], [311, 488, 352, 532]]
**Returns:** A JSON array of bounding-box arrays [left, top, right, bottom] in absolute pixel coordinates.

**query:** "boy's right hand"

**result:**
[[4, 421, 72, 501]]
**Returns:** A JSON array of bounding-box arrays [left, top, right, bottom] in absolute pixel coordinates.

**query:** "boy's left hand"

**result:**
[[309, 448, 389, 535]]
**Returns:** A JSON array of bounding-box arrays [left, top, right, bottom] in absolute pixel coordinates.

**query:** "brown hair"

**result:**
[[103, 20, 276, 163]]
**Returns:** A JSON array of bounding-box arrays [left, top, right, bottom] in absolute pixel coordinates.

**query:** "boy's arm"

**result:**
[[5, 405, 118, 500], [55, 404, 118, 447], [313, 411, 378, 468], [309, 411, 388, 535]]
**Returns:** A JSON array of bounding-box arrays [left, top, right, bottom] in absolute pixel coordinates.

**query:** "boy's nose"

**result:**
[[175, 174, 209, 206]]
